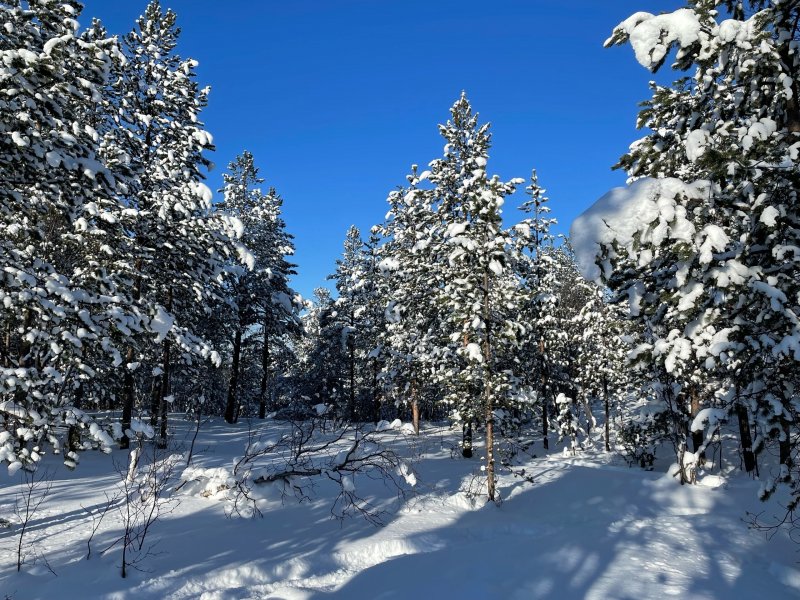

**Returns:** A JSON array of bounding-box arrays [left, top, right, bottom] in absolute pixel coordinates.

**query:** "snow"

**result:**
[[690, 408, 728, 434], [0, 418, 796, 599], [488, 259, 503, 275], [760, 206, 780, 227], [698, 224, 729, 265], [570, 177, 708, 282], [150, 306, 174, 344], [685, 129, 711, 162], [465, 342, 483, 363], [399, 422, 417, 435], [445, 222, 468, 238], [378, 257, 399, 274], [193, 182, 214, 207], [611, 9, 703, 70]]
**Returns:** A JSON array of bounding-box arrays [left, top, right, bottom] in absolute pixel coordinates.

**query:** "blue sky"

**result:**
[[82, 0, 679, 300]]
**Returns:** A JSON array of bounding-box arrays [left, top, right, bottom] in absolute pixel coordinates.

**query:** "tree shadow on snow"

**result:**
[[313, 463, 797, 600]]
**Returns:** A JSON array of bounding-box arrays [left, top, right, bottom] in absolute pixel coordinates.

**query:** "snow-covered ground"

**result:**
[[1, 418, 798, 599]]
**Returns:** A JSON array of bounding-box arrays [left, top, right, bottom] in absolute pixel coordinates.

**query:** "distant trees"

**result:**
[[292, 94, 624, 500]]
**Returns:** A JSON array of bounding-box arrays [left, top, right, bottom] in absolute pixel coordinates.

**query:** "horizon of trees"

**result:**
[[0, 0, 798, 536]]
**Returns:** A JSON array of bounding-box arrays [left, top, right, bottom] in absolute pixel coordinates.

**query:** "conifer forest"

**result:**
[[1, 2, 800, 598]]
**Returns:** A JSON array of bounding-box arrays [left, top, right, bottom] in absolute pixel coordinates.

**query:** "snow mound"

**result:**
[[180, 466, 235, 499], [400, 422, 417, 435]]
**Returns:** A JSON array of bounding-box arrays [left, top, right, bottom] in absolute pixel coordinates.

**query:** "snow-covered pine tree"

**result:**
[[516, 241, 602, 454], [573, 1, 800, 491], [251, 187, 300, 419], [555, 392, 582, 455], [117, 1, 244, 447], [426, 94, 526, 501], [512, 170, 561, 449], [0, 0, 138, 471], [293, 288, 346, 415], [360, 228, 389, 422], [327, 225, 388, 422], [571, 284, 630, 453], [328, 226, 368, 422], [379, 166, 443, 435], [218, 151, 299, 423]]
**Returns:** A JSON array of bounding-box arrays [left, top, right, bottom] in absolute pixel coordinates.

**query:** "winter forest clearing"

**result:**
[[2, 0, 800, 598]]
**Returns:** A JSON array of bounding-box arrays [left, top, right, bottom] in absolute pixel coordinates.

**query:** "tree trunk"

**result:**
[[462, 421, 473, 458], [372, 359, 381, 422], [603, 376, 611, 452], [149, 375, 160, 428], [156, 289, 173, 449], [13, 311, 33, 461], [690, 385, 705, 465], [539, 339, 549, 450], [3, 321, 11, 368], [120, 346, 135, 449], [580, 391, 594, 434], [120, 268, 142, 450], [735, 403, 756, 473], [486, 399, 496, 501], [68, 382, 84, 452], [542, 393, 549, 450], [779, 418, 792, 479], [482, 267, 496, 502], [411, 378, 420, 435], [224, 327, 242, 424], [348, 337, 356, 422], [258, 324, 270, 419]]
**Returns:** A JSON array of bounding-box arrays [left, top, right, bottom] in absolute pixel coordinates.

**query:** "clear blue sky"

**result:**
[[82, 0, 679, 301]]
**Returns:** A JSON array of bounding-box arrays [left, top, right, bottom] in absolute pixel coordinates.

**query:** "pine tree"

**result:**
[[574, 1, 800, 491], [512, 171, 560, 449], [571, 284, 630, 452], [360, 229, 390, 422], [329, 226, 368, 422], [117, 0, 243, 447], [0, 0, 137, 470], [218, 151, 299, 423], [251, 187, 300, 420], [295, 288, 346, 413], [426, 94, 525, 500], [379, 167, 443, 434]]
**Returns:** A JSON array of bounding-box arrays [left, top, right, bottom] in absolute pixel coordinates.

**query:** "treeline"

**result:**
[[301, 96, 631, 501], [0, 1, 631, 500], [2, 0, 799, 530]]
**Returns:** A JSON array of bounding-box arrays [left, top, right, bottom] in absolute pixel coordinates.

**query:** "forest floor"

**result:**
[[1, 417, 799, 599]]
